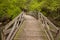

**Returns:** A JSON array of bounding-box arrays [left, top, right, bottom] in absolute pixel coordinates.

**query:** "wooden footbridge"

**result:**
[[1, 11, 59, 40]]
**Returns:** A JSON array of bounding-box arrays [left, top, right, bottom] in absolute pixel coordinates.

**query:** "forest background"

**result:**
[[0, 0, 60, 27]]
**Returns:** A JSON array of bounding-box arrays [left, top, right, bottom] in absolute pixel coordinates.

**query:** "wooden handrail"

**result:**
[[39, 20, 52, 40], [2, 12, 24, 40], [38, 12, 59, 40], [10, 18, 24, 40], [38, 13, 54, 40], [6, 12, 24, 40], [3, 12, 24, 31], [38, 12, 59, 33]]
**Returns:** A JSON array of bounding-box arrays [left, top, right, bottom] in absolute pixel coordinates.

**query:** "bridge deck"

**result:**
[[13, 14, 49, 40]]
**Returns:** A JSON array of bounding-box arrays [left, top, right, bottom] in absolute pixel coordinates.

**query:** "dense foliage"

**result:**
[[0, 0, 60, 26]]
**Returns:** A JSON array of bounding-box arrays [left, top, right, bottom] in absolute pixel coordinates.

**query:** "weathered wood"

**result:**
[[39, 20, 51, 40], [1, 31, 5, 40], [27, 13, 54, 40], [2, 11, 58, 40], [14, 14, 50, 40], [6, 20, 18, 40], [45, 21, 54, 40], [1, 11, 24, 40], [40, 19, 54, 40], [10, 18, 24, 40], [38, 12, 59, 33], [3, 28, 12, 35], [4, 12, 24, 31], [5, 12, 24, 40], [10, 21, 19, 40]]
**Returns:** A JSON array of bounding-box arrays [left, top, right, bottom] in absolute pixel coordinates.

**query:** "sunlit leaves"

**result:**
[[0, 0, 60, 20]]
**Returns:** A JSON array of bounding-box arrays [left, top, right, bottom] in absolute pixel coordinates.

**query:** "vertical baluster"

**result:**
[[41, 18, 51, 40], [43, 20, 51, 40], [10, 19, 19, 40], [6, 20, 18, 40], [1, 30, 5, 40], [10, 14, 24, 40], [45, 20, 54, 40]]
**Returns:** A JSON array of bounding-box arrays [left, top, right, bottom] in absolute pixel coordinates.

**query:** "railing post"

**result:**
[[45, 20, 54, 40], [0, 29, 5, 40], [6, 20, 18, 40]]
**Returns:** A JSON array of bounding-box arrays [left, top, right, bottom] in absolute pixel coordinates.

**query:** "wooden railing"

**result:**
[[2, 12, 24, 40], [38, 12, 59, 32], [1, 11, 59, 40], [38, 12, 59, 40]]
